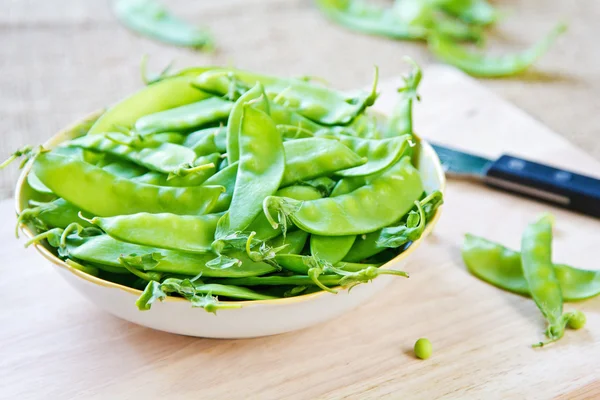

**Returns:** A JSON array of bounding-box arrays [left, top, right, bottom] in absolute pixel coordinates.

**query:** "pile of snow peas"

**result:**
[[6, 62, 443, 313]]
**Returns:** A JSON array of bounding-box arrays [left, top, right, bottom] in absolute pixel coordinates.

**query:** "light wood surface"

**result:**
[[1, 66, 599, 400], [1, 0, 600, 200]]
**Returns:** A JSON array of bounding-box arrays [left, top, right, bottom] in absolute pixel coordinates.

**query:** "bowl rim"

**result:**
[[15, 109, 446, 307]]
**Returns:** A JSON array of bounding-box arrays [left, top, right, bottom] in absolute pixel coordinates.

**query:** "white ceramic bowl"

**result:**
[[16, 111, 446, 338]]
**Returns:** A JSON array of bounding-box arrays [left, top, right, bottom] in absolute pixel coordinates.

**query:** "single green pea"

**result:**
[[567, 311, 586, 330], [414, 338, 432, 360]]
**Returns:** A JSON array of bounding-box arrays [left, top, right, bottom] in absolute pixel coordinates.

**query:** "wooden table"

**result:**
[[1, 0, 600, 199], [1, 66, 599, 399]]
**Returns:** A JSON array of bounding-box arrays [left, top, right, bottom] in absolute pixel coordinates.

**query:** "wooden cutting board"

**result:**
[[1, 65, 599, 399]]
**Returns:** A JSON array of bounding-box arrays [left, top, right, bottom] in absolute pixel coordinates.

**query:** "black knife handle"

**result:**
[[484, 155, 600, 218]]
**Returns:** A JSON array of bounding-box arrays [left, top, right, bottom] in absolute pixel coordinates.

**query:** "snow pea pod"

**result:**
[[203, 161, 238, 213], [521, 215, 565, 344], [113, 0, 213, 50], [101, 160, 148, 179], [265, 157, 423, 235], [216, 265, 404, 287], [193, 67, 379, 126], [89, 76, 210, 134], [385, 61, 421, 138], [310, 235, 356, 264], [437, 0, 497, 26], [136, 280, 276, 312], [247, 186, 322, 241], [87, 212, 222, 254], [276, 185, 323, 201], [27, 171, 53, 195], [132, 153, 219, 187], [269, 103, 324, 133], [275, 255, 378, 274], [18, 198, 91, 231], [392, 0, 483, 41], [183, 126, 224, 156], [463, 234, 600, 302], [281, 138, 365, 186], [165, 282, 277, 301], [269, 230, 310, 255], [228, 104, 284, 232], [226, 83, 270, 164], [315, 0, 427, 40], [135, 97, 233, 135], [34, 153, 224, 216], [67, 133, 197, 174], [297, 176, 337, 197], [66, 235, 275, 278], [330, 176, 366, 197], [344, 191, 442, 261], [20, 160, 151, 230], [316, 129, 411, 177], [428, 24, 567, 77], [139, 280, 277, 306]]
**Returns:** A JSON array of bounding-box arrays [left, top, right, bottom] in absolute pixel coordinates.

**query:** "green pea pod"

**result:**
[[226, 83, 270, 164], [269, 103, 324, 133], [134, 97, 233, 135], [86, 212, 222, 254], [269, 230, 310, 255], [282, 138, 366, 186], [34, 153, 224, 216], [292, 177, 336, 197], [136, 280, 276, 312], [463, 234, 600, 302], [101, 160, 148, 179], [132, 153, 219, 187], [436, 0, 497, 26], [112, 0, 213, 50], [385, 60, 421, 138], [27, 171, 53, 195], [89, 76, 210, 134], [194, 67, 379, 126], [67, 133, 197, 174], [277, 125, 316, 141], [203, 161, 239, 213], [315, 0, 427, 40], [276, 185, 324, 201], [17, 198, 91, 231], [275, 254, 379, 274], [521, 215, 565, 344], [330, 176, 366, 197], [66, 235, 276, 278], [428, 24, 567, 77], [216, 266, 404, 288], [342, 231, 383, 262], [316, 130, 411, 177], [344, 191, 442, 261], [310, 235, 356, 264], [183, 126, 224, 156], [246, 185, 323, 241], [265, 156, 423, 235], [228, 104, 285, 232]]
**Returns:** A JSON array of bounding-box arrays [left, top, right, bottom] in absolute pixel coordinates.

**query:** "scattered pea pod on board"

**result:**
[[463, 215, 592, 347], [314, 0, 566, 77], [4, 62, 444, 313], [112, 0, 213, 50]]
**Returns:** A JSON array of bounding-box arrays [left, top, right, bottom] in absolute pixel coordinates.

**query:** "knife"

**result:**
[[430, 143, 600, 218]]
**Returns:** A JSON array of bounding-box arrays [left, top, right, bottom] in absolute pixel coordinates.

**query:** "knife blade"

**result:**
[[430, 142, 600, 218]]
